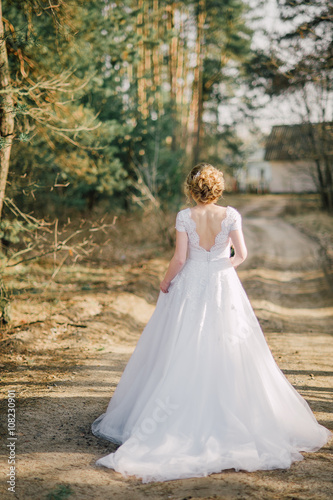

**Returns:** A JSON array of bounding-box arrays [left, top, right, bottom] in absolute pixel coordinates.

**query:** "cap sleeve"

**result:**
[[229, 208, 242, 232], [175, 211, 186, 232]]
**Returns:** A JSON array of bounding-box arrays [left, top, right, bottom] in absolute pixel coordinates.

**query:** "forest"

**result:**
[[0, 0, 256, 217], [0, 2, 332, 499], [0, 0, 331, 216]]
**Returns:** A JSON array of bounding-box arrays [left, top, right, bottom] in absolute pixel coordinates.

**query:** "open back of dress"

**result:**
[[188, 207, 229, 251]]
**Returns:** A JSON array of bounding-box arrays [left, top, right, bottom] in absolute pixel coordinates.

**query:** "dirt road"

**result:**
[[0, 195, 332, 500]]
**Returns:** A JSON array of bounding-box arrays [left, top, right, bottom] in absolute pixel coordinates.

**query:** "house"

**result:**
[[239, 124, 327, 193], [264, 124, 318, 193]]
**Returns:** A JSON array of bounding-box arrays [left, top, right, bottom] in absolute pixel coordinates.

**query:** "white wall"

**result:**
[[269, 161, 317, 193]]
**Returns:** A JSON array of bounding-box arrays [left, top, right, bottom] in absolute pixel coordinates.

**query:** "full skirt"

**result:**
[[91, 258, 331, 483]]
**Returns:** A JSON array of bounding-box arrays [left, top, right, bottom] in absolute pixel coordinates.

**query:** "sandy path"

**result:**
[[0, 195, 332, 500]]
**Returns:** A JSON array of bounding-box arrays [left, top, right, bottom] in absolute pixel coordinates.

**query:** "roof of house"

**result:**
[[264, 123, 333, 161]]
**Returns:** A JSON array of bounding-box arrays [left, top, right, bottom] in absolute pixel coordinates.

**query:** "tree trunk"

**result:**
[[136, 0, 145, 119], [322, 122, 333, 213], [152, 0, 162, 116], [323, 157, 333, 213], [187, 0, 206, 166], [167, 2, 178, 151], [0, 0, 15, 219], [313, 159, 328, 209], [194, 2, 206, 165], [306, 123, 330, 211]]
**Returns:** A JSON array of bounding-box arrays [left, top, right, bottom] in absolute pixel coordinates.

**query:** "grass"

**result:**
[[46, 484, 73, 500]]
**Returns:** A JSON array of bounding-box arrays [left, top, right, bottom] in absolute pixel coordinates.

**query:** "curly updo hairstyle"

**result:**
[[185, 163, 225, 204]]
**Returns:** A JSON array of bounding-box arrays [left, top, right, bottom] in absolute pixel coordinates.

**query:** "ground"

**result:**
[[0, 194, 332, 500]]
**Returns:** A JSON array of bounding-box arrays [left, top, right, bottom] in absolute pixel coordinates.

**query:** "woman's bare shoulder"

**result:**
[[212, 204, 229, 216]]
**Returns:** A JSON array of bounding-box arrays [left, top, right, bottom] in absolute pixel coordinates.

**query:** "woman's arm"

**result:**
[[229, 228, 248, 268], [160, 230, 188, 293]]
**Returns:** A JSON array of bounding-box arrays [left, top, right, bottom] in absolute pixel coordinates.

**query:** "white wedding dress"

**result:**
[[91, 206, 331, 483]]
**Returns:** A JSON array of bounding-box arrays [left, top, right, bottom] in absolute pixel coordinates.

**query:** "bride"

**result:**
[[91, 163, 331, 483]]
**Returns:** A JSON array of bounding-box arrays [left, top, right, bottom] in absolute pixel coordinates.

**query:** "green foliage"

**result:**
[[46, 484, 73, 500], [0, 218, 37, 246], [0, 280, 11, 324], [3, 0, 255, 215], [0, 137, 8, 151], [0, 219, 21, 244]]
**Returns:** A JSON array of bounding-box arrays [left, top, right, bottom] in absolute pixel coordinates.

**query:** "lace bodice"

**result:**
[[175, 206, 242, 261]]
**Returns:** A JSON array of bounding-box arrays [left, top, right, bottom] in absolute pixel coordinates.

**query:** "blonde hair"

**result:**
[[185, 163, 225, 204]]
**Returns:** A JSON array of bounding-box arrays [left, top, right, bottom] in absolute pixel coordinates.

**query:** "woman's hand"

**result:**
[[160, 279, 171, 293]]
